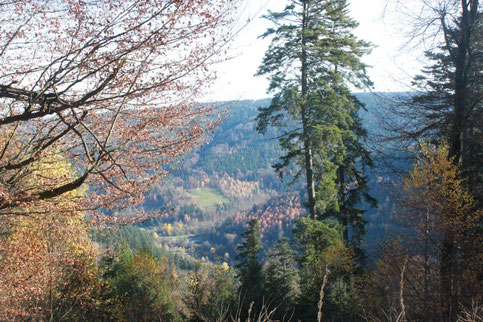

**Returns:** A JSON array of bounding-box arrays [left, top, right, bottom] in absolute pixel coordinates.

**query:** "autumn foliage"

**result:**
[[368, 145, 482, 320], [0, 0, 238, 319], [0, 0, 237, 221], [0, 154, 100, 319]]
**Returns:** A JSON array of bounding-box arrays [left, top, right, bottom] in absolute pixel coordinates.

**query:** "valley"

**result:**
[[127, 95, 399, 265]]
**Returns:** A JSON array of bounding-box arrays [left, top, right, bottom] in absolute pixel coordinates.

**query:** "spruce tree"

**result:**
[[410, 3, 482, 201], [256, 0, 375, 246], [264, 238, 299, 319], [292, 217, 355, 320], [397, 2, 481, 318], [235, 219, 264, 316]]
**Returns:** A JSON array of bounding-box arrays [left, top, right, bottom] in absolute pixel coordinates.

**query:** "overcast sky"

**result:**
[[203, 0, 426, 101]]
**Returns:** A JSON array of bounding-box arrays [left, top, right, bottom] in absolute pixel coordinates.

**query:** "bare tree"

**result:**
[[380, 2, 481, 319], [0, 0, 239, 221]]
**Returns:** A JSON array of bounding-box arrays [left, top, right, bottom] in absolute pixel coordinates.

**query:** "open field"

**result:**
[[190, 187, 229, 207]]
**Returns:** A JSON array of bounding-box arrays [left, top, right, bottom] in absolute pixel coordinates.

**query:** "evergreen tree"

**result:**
[[256, 0, 375, 247], [264, 237, 299, 319], [409, 2, 482, 201], [183, 262, 237, 322], [292, 217, 355, 321], [235, 219, 264, 316], [103, 248, 178, 321], [328, 104, 377, 253], [395, 2, 482, 318]]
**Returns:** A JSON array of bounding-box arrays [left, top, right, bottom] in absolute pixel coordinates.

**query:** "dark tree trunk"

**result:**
[[301, 0, 317, 219], [440, 1, 478, 320], [338, 165, 348, 243]]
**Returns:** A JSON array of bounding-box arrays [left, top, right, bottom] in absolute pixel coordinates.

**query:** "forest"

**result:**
[[0, 0, 481, 321]]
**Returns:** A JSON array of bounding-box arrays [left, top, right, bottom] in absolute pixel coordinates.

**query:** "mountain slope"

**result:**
[[132, 94, 405, 262]]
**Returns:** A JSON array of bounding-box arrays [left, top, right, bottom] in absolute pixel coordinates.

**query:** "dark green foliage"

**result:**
[[256, 0, 376, 246], [183, 262, 237, 321], [410, 9, 483, 202], [395, 3, 482, 319], [102, 248, 178, 321], [194, 100, 285, 184], [235, 219, 264, 317], [293, 216, 357, 320], [264, 237, 299, 320], [324, 95, 378, 254], [93, 224, 191, 269]]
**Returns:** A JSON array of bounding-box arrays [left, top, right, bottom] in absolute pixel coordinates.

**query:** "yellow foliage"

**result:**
[[0, 151, 96, 319], [221, 262, 229, 270], [218, 175, 260, 198], [398, 144, 480, 242], [377, 143, 483, 317]]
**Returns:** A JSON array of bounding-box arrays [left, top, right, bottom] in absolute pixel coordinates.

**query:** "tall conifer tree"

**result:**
[[256, 0, 375, 245], [235, 219, 264, 316], [264, 238, 299, 319], [391, 2, 481, 317]]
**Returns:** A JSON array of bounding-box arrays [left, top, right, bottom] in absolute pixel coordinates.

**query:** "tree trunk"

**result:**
[[300, 0, 317, 219], [424, 209, 430, 320], [338, 165, 348, 243], [440, 2, 478, 320], [399, 256, 408, 322], [317, 265, 330, 322]]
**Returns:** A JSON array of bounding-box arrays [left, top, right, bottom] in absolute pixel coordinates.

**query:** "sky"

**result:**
[[203, 0, 426, 102]]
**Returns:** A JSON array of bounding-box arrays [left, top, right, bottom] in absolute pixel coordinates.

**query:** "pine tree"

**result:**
[[256, 0, 375, 246], [264, 237, 299, 319], [400, 2, 482, 318], [329, 103, 377, 252], [235, 219, 264, 316], [292, 217, 355, 320], [409, 3, 482, 201]]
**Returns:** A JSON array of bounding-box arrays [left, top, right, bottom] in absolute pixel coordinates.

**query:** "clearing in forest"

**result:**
[[190, 188, 229, 207]]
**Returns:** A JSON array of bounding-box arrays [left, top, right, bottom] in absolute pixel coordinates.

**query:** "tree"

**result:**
[[292, 216, 356, 321], [393, 0, 483, 198], [255, 0, 375, 245], [371, 145, 482, 321], [0, 0, 238, 220], [398, 144, 482, 320], [328, 115, 377, 253], [235, 218, 264, 317], [384, 1, 482, 319], [264, 237, 299, 320], [103, 248, 178, 321], [183, 262, 237, 322], [0, 153, 107, 320]]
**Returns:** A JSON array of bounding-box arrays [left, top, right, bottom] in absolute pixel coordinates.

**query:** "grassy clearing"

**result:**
[[191, 188, 229, 207], [156, 234, 194, 240]]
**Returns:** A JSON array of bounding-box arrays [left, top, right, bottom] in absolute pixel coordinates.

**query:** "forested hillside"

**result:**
[[132, 94, 399, 263], [1, 0, 481, 320]]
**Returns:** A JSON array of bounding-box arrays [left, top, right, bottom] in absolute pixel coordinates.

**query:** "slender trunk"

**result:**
[[317, 265, 330, 322], [300, 0, 317, 219], [338, 165, 348, 243], [424, 209, 430, 319], [399, 257, 408, 322], [449, 31, 466, 167], [440, 237, 455, 321]]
